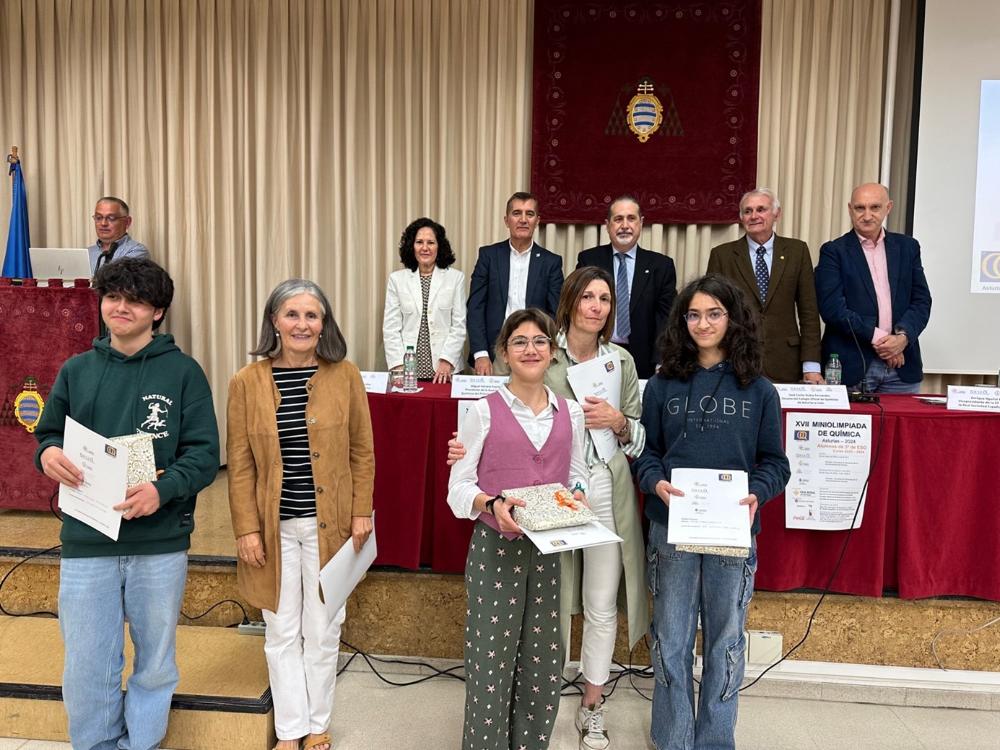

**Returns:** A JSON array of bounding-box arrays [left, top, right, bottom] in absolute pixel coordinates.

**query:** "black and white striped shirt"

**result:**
[[273, 366, 318, 519]]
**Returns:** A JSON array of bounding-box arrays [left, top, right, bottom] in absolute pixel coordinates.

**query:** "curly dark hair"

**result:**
[[93, 257, 173, 330], [657, 273, 763, 387], [397, 217, 456, 271]]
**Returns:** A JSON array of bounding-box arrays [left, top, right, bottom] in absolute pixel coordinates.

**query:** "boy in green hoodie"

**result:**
[[35, 257, 220, 750]]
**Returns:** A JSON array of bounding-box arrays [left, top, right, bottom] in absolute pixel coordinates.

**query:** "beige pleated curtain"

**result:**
[[0, 0, 969, 455]]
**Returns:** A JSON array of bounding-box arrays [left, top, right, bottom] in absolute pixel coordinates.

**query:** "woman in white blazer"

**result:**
[[383, 218, 467, 383]]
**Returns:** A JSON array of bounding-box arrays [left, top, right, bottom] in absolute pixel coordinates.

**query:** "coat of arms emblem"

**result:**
[[14, 376, 45, 433], [626, 79, 664, 143]]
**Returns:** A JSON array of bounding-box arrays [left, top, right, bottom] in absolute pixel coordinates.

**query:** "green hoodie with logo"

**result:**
[[34, 334, 220, 558]]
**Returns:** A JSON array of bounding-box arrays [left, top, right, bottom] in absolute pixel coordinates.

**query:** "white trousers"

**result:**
[[263, 517, 346, 739], [579, 465, 623, 686]]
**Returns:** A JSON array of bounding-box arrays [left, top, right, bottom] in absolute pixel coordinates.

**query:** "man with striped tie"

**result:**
[[708, 188, 824, 384], [576, 195, 677, 379]]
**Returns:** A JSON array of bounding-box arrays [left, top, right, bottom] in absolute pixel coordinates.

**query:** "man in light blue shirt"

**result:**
[[88, 196, 149, 274]]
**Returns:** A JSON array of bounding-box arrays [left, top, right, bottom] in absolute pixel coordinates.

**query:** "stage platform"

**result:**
[[2, 471, 999, 671], [0, 615, 273, 748]]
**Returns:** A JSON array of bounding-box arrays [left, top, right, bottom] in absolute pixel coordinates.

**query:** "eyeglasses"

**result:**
[[93, 214, 127, 224], [507, 335, 551, 352], [684, 310, 728, 324]]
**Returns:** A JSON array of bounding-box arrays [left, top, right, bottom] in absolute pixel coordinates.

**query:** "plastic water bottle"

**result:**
[[825, 353, 842, 385], [403, 346, 418, 392]]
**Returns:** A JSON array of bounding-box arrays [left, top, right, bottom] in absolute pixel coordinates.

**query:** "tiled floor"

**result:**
[[5, 668, 1000, 749]]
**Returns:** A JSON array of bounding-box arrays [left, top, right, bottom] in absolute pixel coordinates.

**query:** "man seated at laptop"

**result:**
[[89, 196, 149, 273]]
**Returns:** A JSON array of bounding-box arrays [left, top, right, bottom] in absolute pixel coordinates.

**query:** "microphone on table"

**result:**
[[847, 319, 879, 404]]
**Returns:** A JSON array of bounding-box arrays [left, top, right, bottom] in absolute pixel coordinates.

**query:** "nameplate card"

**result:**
[[450, 374, 509, 399], [946, 385, 1000, 413], [773, 384, 850, 411], [360, 371, 391, 394]]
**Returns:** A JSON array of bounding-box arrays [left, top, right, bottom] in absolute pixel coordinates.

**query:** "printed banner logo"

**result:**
[[980, 251, 1000, 282]]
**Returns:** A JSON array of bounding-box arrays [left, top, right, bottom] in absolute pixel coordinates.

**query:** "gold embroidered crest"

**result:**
[[626, 80, 664, 143], [14, 376, 45, 433]]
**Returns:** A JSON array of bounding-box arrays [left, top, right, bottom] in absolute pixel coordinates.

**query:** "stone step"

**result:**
[[0, 615, 273, 748]]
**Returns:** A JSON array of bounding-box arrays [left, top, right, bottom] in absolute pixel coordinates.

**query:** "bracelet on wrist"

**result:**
[[613, 417, 630, 439], [484, 494, 504, 515]]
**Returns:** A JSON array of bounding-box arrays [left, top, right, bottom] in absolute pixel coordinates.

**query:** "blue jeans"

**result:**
[[646, 521, 757, 750], [59, 551, 188, 750], [858, 358, 921, 394]]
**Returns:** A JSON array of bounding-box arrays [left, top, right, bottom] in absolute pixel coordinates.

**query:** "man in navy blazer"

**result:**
[[815, 183, 932, 392], [466, 191, 564, 374], [576, 196, 677, 379]]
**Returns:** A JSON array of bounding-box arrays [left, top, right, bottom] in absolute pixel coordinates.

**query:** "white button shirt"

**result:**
[[505, 242, 533, 318], [447, 385, 589, 520]]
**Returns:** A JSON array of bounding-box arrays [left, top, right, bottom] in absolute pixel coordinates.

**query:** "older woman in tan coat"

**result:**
[[227, 279, 375, 750]]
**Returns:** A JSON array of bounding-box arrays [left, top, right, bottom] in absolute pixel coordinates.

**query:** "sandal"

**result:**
[[302, 733, 331, 750]]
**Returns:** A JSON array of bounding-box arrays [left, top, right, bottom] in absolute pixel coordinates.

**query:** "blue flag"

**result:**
[[2, 159, 32, 279]]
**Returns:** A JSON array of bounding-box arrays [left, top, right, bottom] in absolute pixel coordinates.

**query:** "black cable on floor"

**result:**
[[180, 598, 249, 625], [0, 488, 62, 618], [740, 400, 887, 692], [338, 638, 466, 686], [0, 543, 62, 618]]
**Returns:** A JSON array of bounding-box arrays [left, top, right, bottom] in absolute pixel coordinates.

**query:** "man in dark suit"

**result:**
[[466, 191, 564, 375], [576, 195, 676, 379], [707, 188, 823, 383], [815, 183, 932, 393]]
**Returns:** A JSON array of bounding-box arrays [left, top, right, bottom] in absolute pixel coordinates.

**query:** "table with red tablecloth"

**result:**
[[367, 382, 473, 574], [368, 387, 1000, 602], [756, 395, 1000, 600]]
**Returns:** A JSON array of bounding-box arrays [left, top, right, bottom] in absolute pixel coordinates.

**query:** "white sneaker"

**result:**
[[575, 703, 610, 750]]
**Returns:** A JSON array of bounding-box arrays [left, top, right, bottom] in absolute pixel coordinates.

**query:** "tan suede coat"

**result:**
[[227, 358, 375, 612]]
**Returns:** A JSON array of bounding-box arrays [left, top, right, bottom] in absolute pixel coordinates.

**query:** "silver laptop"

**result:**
[[28, 248, 92, 282]]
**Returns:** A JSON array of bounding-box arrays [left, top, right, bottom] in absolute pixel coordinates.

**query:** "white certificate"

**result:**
[[565, 351, 622, 463], [666, 468, 751, 548], [319, 514, 377, 621], [450, 374, 509, 399], [784, 412, 872, 530], [521, 521, 622, 554], [58, 417, 128, 541]]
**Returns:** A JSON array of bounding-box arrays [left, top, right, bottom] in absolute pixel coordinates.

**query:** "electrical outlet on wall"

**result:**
[[747, 630, 783, 667]]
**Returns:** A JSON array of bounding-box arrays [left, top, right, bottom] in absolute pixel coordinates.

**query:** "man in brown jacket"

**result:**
[[707, 188, 824, 383]]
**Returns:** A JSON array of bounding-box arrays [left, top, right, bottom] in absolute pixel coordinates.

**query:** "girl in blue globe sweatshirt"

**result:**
[[633, 274, 790, 750]]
